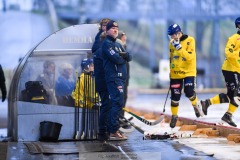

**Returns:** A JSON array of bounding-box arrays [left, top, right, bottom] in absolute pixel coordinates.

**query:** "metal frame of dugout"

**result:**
[[7, 24, 100, 141]]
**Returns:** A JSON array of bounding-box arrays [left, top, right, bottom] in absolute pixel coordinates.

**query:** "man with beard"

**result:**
[[102, 20, 132, 140]]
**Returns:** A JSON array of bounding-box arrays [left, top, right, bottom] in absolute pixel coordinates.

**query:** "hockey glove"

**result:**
[[172, 40, 182, 50]]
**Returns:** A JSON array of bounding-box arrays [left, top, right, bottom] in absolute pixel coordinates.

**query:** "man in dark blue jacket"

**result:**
[[102, 20, 132, 140], [0, 64, 6, 102], [92, 18, 110, 141]]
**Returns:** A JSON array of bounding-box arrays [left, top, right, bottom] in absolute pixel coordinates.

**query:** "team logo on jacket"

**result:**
[[113, 22, 118, 26], [109, 48, 116, 55], [118, 85, 123, 92]]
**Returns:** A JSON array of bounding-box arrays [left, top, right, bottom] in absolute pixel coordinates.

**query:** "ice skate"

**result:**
[[200, 99, 211, 115], [221, 112, 237, 127], [170, 115, 178, 128]]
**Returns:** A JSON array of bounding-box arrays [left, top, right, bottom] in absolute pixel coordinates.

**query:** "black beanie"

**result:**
[[106, 20, 118, 31]]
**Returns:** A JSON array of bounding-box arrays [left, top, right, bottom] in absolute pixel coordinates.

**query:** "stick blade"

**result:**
[[150, 115, 165, 126]]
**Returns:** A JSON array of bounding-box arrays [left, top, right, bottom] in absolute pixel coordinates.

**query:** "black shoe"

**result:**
[[170, 115, 178, 128], [97, 132, 109, 141], [201, 99, 211, 115], [221, 112, 237, 127]]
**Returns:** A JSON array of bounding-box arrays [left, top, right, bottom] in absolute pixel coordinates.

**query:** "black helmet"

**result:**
[[235, 17, 240, 28]]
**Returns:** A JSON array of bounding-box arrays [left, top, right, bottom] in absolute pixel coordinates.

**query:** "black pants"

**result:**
[[170, 76, 196, 101], [222, 70, 240, 99]]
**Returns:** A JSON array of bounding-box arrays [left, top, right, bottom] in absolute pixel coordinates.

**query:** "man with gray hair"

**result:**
[[116, 31, 132, 128], [55, 63, 75, 106]]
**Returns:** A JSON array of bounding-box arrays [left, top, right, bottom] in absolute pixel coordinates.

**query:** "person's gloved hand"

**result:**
[[172, 40, 182, 50], [119, 52, 128, 59], [2, 92, 6, 102]]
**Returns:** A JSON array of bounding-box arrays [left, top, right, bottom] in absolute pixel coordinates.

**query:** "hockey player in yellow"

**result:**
[[72, 58, 99, 109], [200, 17, 240, 127], [167, 24, 203, 128]]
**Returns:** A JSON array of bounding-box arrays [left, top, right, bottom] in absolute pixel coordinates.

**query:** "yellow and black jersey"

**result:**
[[169, 35, 197, 79], [222, 32, 240, 73], [72, 72, 98, 108]]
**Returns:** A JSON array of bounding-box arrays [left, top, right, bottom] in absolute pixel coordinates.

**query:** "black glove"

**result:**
[[119, 52, 128, 59], [0, 82, 6, 102]]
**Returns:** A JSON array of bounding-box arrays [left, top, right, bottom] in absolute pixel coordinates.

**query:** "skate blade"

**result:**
[[217, 120, 231, 126]]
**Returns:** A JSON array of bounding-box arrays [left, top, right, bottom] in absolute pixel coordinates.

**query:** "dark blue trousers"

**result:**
[[98, 89, 110, 133], [107, 80, 125, 134]]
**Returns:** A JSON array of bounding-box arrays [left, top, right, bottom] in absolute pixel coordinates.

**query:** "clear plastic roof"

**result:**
[[9, 24, 99, 106]]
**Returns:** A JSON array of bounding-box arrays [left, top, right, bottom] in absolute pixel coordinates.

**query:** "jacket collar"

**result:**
[[106, 35, 116, 42], [180, 34, 188, 41]]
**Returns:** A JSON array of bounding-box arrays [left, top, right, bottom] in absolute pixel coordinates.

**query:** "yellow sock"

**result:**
[[210, 94, 220, 105], [171, 106, 178, 116], [227, 103, 238, 114], [190, 96, 198, 106]]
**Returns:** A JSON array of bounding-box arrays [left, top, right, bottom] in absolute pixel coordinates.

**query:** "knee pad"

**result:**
[[171, 100, 179, 107], [219, 93, 229, 103], [185, 90, 195, 99], [188, 92, 196, 101], [230, 99, 239, 107], [171, 90, 181, 101]]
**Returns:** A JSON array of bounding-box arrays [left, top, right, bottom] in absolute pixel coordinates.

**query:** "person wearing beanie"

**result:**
[[102, 20, 132, 140], [106, 20, 119, 32]]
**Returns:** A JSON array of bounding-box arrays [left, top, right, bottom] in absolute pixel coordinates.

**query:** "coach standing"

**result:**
[[102, 20, 132, 140], [0, 64, 7, 102]]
